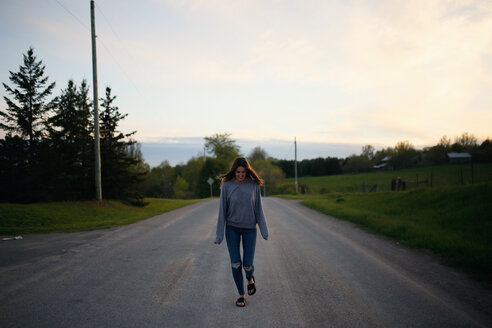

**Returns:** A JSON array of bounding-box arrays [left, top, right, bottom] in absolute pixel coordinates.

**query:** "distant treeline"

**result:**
[[274, 157, 342, 178], [0, 48, 146, 204], [137, 132, 492, 199], [274, 134, 492, 178]]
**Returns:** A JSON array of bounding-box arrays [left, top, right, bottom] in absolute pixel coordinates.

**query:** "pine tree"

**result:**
[[1, 47, 56, 140], [49, 79, 93, 141], [99, 87, 146, 204], [47, 80, 94, 199]]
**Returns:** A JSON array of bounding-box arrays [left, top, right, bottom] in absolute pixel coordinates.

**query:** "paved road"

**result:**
[[1, 198, 491, 327]]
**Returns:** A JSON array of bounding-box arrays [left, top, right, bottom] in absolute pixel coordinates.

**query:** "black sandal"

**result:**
[[247, 276, 256, 296], [236, 297, 246, 307]]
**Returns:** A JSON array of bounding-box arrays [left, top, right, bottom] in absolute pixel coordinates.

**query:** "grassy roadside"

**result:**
[[277, 184, 492, 282], [0, 198, 203, 235]]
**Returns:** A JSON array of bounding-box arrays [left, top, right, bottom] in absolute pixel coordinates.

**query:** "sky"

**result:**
[[1, 0, 491, 166]]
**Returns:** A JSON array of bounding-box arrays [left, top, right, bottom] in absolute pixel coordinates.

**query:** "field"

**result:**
[[288, 163, 492, 193], [0, 198, 202, 235]]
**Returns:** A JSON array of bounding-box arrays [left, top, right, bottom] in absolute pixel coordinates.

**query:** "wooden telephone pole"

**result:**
[[91, 0, 102, 200]]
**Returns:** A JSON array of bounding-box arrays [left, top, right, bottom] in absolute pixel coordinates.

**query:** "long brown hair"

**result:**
[[218, 157, 263, 186]]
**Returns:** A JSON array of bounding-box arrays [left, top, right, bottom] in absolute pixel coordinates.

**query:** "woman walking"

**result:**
[[215, 157, 269, 307]]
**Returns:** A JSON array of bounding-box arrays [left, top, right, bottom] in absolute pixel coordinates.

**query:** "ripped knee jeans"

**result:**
[[225, 225, 257, 296]]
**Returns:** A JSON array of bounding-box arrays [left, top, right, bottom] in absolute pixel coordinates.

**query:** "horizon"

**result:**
[[141, 137, 365, 167], [139, 134, 486, 167]]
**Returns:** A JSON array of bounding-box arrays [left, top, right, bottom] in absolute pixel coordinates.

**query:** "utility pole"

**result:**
[[294, 137, 298, 193], [91, 0, 102, 200]]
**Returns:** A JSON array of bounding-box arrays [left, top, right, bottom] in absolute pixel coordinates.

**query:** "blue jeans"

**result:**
[[225, 225, 257, 296]]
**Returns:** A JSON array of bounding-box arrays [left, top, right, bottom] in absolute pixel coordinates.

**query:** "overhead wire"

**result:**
[[95, 2, 125, 47], [284, 140, 294, 160], [94, 1, 141, 93], [53, 0, 141, 94], [96, 38, 141, 94], [54, 0, 90, 31]]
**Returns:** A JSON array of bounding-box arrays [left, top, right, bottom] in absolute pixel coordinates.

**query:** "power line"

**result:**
[[54, 0, 140, 94], [97, 39, 141, 93], [94, 2, 141, 93], [54, 0, 90, 31], [284, 141, 294, 160], [95, 3, 124, 45]]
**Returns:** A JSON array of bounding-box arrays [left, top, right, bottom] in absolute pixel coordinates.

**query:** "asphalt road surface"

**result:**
[[1, 198, 491, 327]]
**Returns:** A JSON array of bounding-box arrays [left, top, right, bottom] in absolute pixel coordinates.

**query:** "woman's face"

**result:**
[[235, 166, 247, 182]]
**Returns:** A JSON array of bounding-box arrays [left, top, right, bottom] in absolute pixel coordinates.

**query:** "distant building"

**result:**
[[447, 152, 472, 163], [373, 156, 391, 169]]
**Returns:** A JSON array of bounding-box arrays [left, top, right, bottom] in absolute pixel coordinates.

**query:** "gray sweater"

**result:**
[[215, 180, 269, 244]]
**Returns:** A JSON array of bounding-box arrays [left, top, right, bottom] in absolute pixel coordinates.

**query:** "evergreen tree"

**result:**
[[0, 48, 56, 202], [0, 135, 32, 202], [272, 159, 295, 178], [46, 80, 94, 199], [1, 48, 56, 140], [49, 80, 93, 140], [311, 157, 326, 176], [99, 87, 146, 204]]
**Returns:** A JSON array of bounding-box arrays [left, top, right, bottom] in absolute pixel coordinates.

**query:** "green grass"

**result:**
[[289, 163, 492, 193], [280, 184, 492, 282], [0, 198, 202, 235]]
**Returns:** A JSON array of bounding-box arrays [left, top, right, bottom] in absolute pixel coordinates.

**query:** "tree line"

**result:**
[[339, 134, 492, 174], [0, 48, 146, 204], [138, 132, 492, 199], [274, 134, 491, 178]]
